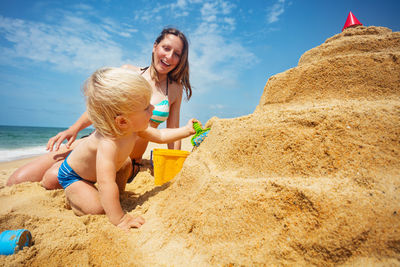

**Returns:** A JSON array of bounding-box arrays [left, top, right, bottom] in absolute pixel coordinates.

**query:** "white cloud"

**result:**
[[201, 2, 218, 22], [172, 0, 187, 10], [134, 0, 192, 21], [175, 11, 190, 18], [220, 1, 235, 15], [186, 0, 256, 94], [134, 3, 167, 22], [199, 1, 235, 27], [72, 3, 93, 11], [134, 0, 235, 24], [267, 0, 285, 24], [210, 104, 225, 109], [100, 18, 138, 38], [189, 20, 256, 94], [0, 14, 128, 72], [134, 11, 152, 22], [223, 17, 235, 31]]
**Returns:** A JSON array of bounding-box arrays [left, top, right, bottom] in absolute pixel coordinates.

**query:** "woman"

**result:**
[[7, 27, 192, 189]]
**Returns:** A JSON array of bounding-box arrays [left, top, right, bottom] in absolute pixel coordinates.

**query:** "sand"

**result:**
[[1, 26, 400, 266]]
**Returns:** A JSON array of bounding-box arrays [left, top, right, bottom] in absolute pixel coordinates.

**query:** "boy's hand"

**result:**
[[186, 118, 198, 135], [117, 213, 145, 231]]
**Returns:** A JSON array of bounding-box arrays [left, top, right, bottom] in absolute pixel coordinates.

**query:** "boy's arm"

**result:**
[[138, 119, 196, 144], [96, 140, 125, 226], [96, 140, 145, 230]]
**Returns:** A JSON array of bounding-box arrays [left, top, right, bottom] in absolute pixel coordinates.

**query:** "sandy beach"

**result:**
[[0, 139, 194, 266], [1, 26, 400, 266]]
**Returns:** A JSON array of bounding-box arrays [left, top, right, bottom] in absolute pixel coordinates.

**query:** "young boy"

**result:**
[[57, 67, 196, 230]]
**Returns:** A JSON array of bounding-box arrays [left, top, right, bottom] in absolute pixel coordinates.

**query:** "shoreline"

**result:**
[[0, 137, 193, 173]]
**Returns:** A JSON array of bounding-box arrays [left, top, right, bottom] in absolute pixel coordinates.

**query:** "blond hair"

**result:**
[[83, 67, 152, 137]]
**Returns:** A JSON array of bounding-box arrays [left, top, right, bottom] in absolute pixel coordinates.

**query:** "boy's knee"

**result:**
[[41, 173, 61, 190], [41, 163, 62, 190], [91, 206, 105, 215], [70, 201, 104, 216], [80, 206, 105, 216]]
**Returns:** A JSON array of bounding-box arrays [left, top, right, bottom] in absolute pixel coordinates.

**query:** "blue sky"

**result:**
[[0, 0, 399, 128]]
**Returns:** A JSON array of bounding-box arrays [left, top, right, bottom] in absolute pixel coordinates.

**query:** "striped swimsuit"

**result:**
[[140, 68, 170, 124], [151, 98, 169, 124]]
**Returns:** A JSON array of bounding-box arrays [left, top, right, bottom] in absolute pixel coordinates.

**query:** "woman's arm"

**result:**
[[166, 84, 183, 149], [46, 112, 92, 151]]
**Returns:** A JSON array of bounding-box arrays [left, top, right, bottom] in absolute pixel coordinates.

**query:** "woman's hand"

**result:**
[[46, 128, 78, 152], [46, 112, 93, 152], [117, 214, 145, 232]]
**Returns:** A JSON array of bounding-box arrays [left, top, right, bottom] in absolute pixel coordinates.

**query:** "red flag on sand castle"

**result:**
[[342, 11, 363, 31]]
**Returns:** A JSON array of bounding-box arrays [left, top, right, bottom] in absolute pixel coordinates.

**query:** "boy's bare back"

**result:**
[[66, 131, 139, 183]]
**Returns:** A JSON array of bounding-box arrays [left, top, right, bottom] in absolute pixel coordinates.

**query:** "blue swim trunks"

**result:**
[[58, 156, 94, 189]]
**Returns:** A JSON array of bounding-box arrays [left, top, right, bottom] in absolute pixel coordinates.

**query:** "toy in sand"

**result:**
[[191, 122, 210, 147]]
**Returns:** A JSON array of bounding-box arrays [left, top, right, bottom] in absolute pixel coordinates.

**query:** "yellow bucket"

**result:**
[[152, 149, 190, 186]]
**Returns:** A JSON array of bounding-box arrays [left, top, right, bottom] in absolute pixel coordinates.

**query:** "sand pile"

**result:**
[[1, 26, 399, 266]]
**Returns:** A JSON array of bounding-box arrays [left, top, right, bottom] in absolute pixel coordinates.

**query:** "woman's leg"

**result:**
[[129, 122, 161, 179], [115, 158, 133, 192], [7, 148, 72, 186], [129, 136, 149, 161], [7, 139, 84, 187], [65, 181, 104, 216], [129, 121, 159, 162], [128, 137, 149, 182]]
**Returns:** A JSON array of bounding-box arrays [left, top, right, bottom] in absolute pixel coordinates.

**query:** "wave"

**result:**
[[0, 146, 48, 162]]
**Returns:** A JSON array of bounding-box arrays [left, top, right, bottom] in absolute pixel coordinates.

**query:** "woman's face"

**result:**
[[152, 34, 184, 75]]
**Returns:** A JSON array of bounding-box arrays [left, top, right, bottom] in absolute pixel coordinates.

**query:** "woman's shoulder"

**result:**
[[121, 64, 142, 73], [168, 80, 183, 103]]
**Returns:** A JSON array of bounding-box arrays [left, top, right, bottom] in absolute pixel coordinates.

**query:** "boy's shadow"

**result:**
[[121, 159, 170, 212]]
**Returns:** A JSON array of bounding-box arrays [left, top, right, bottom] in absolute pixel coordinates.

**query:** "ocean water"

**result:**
[[0, 125, 93, 162]]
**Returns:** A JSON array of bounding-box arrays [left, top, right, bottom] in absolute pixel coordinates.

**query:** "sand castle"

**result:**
[[1, 26, 399, 266]]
